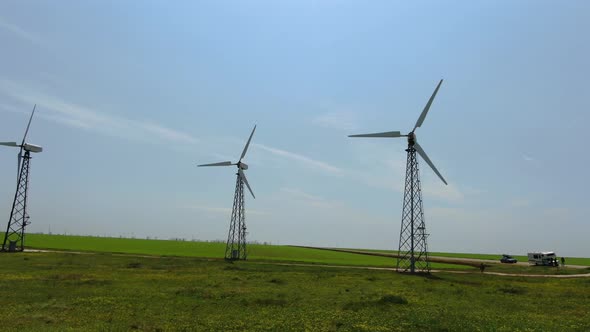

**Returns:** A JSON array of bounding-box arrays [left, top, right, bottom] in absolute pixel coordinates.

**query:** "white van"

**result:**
[[527, 252, 559, 266]]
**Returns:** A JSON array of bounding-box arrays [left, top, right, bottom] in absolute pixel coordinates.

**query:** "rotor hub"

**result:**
[[237, 162, 248, 170], [407, 132, 416, 147]]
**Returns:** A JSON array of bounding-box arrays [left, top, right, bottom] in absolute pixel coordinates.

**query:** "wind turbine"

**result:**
[[349, 80, 447, 273], [1, 105, 43, 252], [198, 125, 256, 260]]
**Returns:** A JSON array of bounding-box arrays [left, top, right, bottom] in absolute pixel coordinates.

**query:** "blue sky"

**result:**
[[1, 1, 589, 256]]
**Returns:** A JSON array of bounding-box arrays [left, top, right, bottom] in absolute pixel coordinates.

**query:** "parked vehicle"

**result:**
[[527, 252, 559, 266], [500, 254, 517, 264]]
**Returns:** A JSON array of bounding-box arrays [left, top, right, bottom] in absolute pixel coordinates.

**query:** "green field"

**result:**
[[27, 234, 590, 269], [25, 234, 469, 270], [2, 252, 589, 331]]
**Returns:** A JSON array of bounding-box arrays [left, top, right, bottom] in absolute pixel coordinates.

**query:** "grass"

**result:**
[[26, 234, 470, 270], [484, 263, 590, 275], [1, 252, 589, 331]]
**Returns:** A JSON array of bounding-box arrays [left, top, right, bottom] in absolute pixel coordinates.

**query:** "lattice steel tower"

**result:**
[[397, 138, 430, 273], [3, 152, 32, 252], [349, 80, 447, 273], [198, 125, 256, 261], [225, 171, 248, 260], [1, 105, 43, 252]]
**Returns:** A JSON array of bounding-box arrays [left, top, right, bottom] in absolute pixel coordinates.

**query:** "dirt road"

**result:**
[[250, 261, 590, 278], [289, 245, 589, 270], [23, 247, 590, 278]]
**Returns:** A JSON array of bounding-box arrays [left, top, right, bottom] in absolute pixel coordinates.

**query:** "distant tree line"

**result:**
[[31, 231, 276, 245]]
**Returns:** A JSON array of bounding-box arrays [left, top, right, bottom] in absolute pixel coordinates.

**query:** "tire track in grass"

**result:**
[[25, 248, 590, 278]]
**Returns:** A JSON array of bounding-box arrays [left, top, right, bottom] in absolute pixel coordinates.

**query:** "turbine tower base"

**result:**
[[2, 151, 32, 252], [225, 173, 247, 260], [396, 147, 430, 273]]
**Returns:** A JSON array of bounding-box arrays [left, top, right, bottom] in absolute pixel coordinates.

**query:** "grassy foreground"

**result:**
[[2, 252, 589, 331], [26, 234, 469, 270]]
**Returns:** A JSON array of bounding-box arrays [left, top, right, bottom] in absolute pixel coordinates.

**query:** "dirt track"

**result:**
[[24, 248, 590, 278], [289, 245, 589, 270], [251, 261, 590, 278]]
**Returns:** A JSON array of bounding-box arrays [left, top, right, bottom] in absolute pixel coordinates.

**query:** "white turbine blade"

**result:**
[[239, 125, 257, 161], [414, 80, 443, 131], [348, 131, 403, 138], [22, 104, 36, 145], [197, 161, 233, 167], [239, 169, 255, 199], [0, 142, 19, 147], [414, 142, 447, 185]]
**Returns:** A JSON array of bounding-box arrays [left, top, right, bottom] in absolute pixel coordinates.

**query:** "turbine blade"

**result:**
[[0, 142, 19, 147], [239, 169, 255, 199], [197, 161, 233, 167], [22, 104, 36, 146], [17, 150, 22, 180], [413, 80, 443, 131], [414, 142, 447, 185], [348, 131, 403, 138], [239, 125, 257, 161]]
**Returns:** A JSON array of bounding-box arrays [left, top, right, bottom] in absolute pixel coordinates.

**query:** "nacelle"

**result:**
[[23, 143, 43, 153]]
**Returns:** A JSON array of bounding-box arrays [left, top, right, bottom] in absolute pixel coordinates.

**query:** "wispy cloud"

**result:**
[[254, 143, 343, 175], [0, 80, 199, 146], [0, 18, 42, 46], [312, 111, 359, 131], [140, 122, 199, 145], [421, 182, 464, 203], [522, 154, 534, 162], [280, 188, 343, 209], [280, 188, 324, 201], [183, 204, 269, 216], [510, 198, 531, 207], [0, 103, 28, 115]]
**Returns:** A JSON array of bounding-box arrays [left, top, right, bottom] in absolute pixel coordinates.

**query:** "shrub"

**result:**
[[378, 294, 408, 305], [126, 262, 142, 269], [498, 286, 526, 295], [269, 278, 285, 285]]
